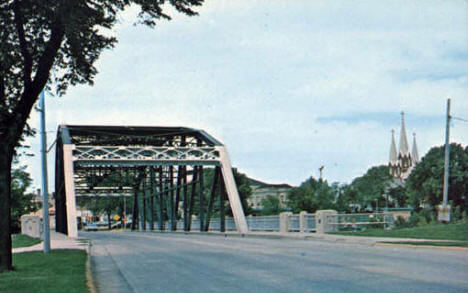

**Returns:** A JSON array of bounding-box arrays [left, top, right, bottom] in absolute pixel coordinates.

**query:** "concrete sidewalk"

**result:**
[[154, 230, 467, 248], [13, 230, 89, 253]]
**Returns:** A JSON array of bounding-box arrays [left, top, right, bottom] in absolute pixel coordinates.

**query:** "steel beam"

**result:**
[[205, 166, 220, 231]]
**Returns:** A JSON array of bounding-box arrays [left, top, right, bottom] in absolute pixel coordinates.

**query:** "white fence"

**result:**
[[142, 211, 392, 234]]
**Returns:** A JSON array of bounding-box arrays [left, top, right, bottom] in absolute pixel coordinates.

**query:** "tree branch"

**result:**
[[8, 14, 65, 146], [12, 0, 32, 87]]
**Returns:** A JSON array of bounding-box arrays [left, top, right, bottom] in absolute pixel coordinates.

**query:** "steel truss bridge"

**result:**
[[55, 125, 248, 237]]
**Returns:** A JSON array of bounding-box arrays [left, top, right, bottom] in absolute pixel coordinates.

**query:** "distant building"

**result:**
[[389, 112, 419, 181], [247, 178, 293, 210]]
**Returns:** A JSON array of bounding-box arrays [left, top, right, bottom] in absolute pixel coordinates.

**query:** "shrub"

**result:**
[[408, 212, 420, 227], [452, 206, 462, 222], [394, 216, 410, 229]]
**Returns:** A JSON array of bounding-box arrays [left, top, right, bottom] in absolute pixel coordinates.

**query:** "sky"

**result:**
[[22, 0, 468, 191]]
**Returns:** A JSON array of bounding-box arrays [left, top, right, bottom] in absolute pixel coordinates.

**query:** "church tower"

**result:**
[[389, 112, 419, 180], [389, 129, 400, 178], [398, 112, 412, 179]]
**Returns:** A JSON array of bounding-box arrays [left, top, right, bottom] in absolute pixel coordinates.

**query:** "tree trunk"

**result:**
[[107, 213, 111, 230], [0, 144, 13, 272]]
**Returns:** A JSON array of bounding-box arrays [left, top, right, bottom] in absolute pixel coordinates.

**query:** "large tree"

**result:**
[[405, 143, 468, 213], [0, 0, 203, 272]]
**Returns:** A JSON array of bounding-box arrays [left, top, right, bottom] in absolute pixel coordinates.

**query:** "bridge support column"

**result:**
[[279, 212, 292, 233], [316, 210, 337, 234], [218, 147, 248, 234], [63, 145, 78, 238]]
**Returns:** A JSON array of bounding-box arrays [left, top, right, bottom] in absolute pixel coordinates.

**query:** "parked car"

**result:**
[[86, 223, 98, 231]]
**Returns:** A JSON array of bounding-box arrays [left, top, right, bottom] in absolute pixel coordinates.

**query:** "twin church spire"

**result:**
[[389, 112, 419, 180]]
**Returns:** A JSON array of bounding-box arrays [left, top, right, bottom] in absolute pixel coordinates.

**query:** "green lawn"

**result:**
[[12, 234, 42, 248], [0, 250, 89, 293], [330, 222, 468, 241]]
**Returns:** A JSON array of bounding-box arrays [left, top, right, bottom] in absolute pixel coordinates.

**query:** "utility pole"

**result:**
[[40, 90, 51, 253], [439, 98, 451, 222]]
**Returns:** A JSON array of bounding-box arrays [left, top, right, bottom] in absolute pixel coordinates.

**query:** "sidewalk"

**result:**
[[13, 231, 89, 253], [161, 230, 467, 248]]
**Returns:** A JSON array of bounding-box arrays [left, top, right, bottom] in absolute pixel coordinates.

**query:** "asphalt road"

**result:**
[[84, 232, 468, 293]]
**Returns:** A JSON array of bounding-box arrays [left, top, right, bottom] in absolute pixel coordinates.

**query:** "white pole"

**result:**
[[40, 90, 51, 253]]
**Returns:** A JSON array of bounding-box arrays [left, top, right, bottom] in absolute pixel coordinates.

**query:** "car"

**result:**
[[86, 223, 98, 231]]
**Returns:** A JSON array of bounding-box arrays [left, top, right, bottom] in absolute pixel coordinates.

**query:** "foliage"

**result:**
[[348, 165, 392, 211], [405, 144, 468, 213], [287, 177, 337, 213], [0, 250, 88, 293], [11, 234, 40, 249], [260, 195, 282, 215], [10, 164, 38, 233]]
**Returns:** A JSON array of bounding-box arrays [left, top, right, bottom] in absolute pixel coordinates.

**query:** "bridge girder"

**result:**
[[55, 125, 248, 237]]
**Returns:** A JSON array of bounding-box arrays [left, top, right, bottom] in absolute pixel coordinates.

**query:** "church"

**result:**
[[389, 112, 419, 180]]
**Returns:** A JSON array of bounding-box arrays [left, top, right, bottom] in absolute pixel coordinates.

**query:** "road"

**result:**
[[84, 232, 468, 293]]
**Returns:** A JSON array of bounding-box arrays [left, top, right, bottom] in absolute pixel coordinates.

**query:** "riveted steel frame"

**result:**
[[55, 125, 248, 237]]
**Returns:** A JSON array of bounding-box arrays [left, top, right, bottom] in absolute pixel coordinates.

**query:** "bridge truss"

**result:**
[[55, 125, 248, 237]]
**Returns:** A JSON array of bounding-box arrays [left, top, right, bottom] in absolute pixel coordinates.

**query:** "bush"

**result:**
[[394, 216, 410, 229], [452, 206, 462, 222], [408, 212, 420, 227]]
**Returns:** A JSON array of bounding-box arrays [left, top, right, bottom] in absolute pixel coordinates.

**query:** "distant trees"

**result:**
[[10, 163, 38, 233], [285, 143, 467, 217], [287, 177, 337, 213], [260, 195, 282, 215]]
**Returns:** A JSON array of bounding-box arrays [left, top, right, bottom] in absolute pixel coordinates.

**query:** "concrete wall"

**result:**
[[316, 210, 338, 234], [21, 215, 43, 239]]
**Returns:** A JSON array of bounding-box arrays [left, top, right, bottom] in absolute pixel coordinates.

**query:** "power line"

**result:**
[[452, 116, 468, 123]]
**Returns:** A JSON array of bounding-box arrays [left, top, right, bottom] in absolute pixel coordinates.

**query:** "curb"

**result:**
[[82, 239, 97, 293], [375, 242, 468, 251]]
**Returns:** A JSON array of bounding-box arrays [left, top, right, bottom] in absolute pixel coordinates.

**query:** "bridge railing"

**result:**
[[151, 211, 392, 234], [325, 213, 393, 231]]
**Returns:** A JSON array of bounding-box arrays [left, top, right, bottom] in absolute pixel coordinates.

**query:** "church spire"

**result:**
[[399, 111, 410, 157], [389, 129, 400, 177], [389, 129, 398, 165], [412, 132, 419, 164]]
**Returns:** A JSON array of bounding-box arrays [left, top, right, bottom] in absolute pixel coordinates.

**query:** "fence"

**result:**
[[326, 213, 393, 231], [143, 211, 392, 234]]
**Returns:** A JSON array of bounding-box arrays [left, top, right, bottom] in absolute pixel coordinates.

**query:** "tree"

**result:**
[[347, 165, 392, 211], [405, 143, 468, 213], [11, 163, 39, 233], [78, 197, 121, 230], [287, 177, 336, 213], [260, 195, 282, 215], [0, 0, 203, 272]]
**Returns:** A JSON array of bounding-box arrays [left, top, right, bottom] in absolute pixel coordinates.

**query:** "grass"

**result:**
[[0, 250, 89, 293], [330, 222, 468, 241], [12, 234, 42, 248]]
